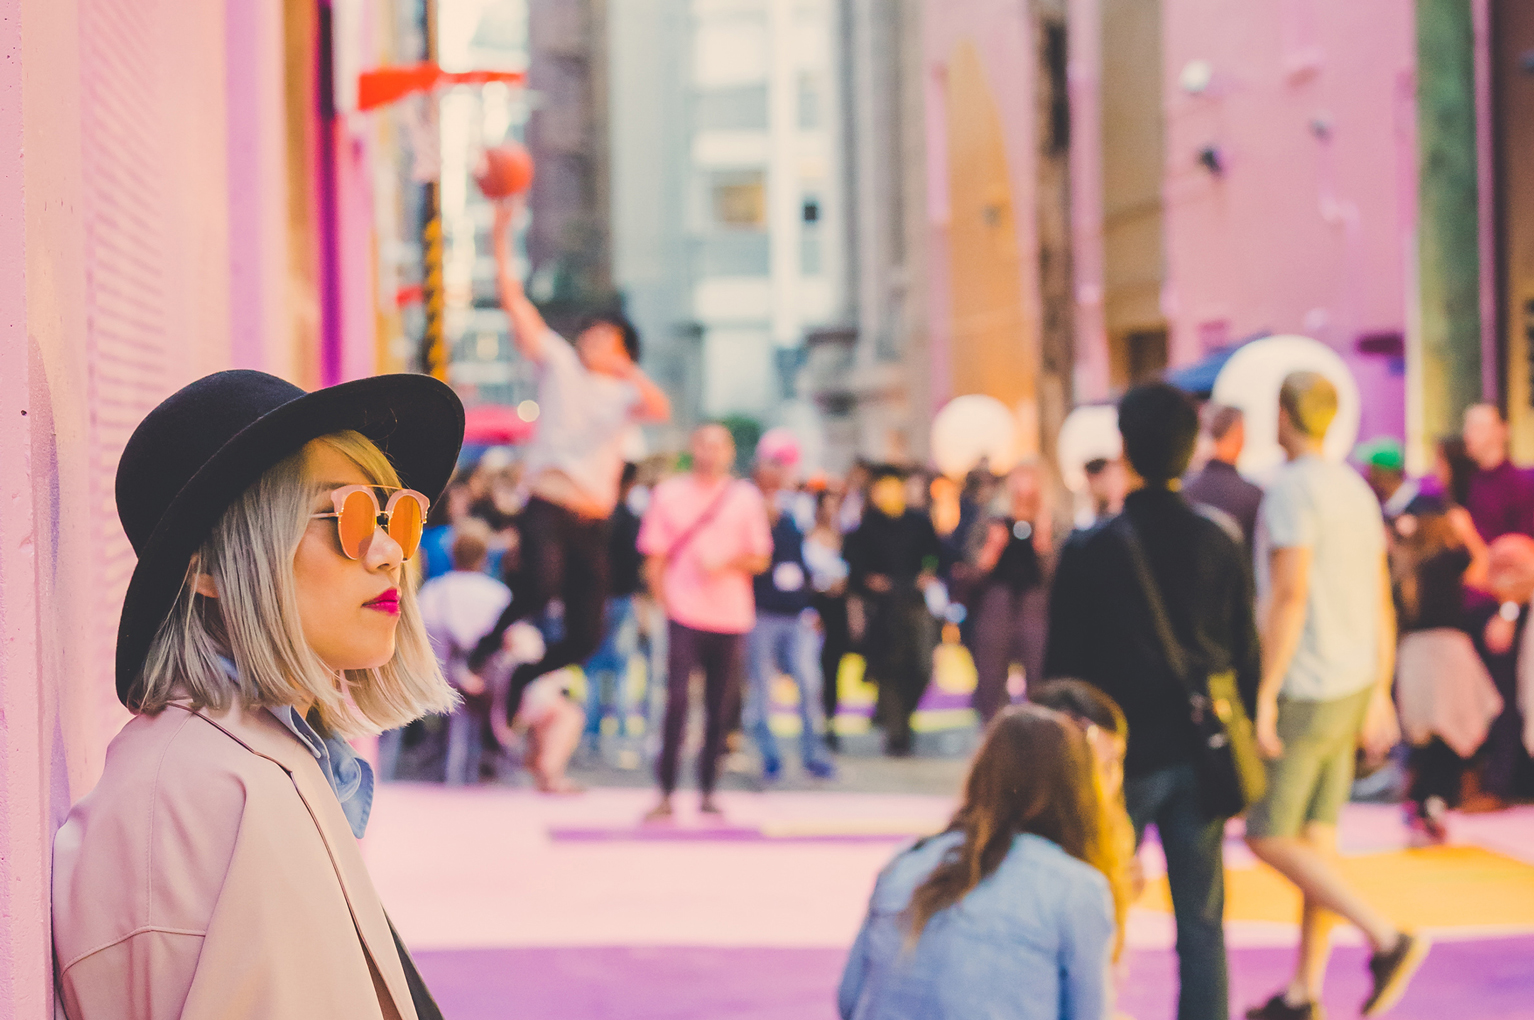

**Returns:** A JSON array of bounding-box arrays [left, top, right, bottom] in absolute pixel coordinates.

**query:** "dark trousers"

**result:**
[[1471, 603, 1533, 798], [657, 622, 745, 796], [969, 582, 1048, 723], [1409, 738, 1466, 807], [814, 592, 850, 735], [864, 590, 934, 755], [1125, 763, 1230, 1020], [469, 497, 611, 720]]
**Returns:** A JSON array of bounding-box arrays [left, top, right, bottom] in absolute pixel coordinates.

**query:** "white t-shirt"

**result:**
[[1257, 455, 1386, 701], [523, 330, 640, 514], [416, 571, 512, 659]]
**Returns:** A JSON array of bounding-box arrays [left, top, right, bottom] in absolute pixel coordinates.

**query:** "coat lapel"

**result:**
[[174, 704, 418, 1020]]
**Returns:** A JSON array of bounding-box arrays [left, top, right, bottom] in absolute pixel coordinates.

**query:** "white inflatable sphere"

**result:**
[[930, 395, 1019, 479], [1057, 404, 1122, 493], [1210, 335, 1360, 481]]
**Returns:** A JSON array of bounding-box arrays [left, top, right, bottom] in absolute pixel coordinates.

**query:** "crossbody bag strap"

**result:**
[[387, 913, 445, 1020], [1111, 514, 1200, 702], [664, 479, 741, 563]]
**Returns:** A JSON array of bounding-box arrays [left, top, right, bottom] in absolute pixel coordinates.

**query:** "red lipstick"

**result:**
[[364, 588, 401, 616]]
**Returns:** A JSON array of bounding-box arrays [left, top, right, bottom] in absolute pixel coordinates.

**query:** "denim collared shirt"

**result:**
[[267, 704, 374, 839], [214, 657, 374, 838], [838, 831, 1115, 1020]]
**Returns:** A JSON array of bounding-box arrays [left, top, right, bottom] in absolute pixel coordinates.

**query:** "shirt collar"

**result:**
[[215, 656, 374, 838]]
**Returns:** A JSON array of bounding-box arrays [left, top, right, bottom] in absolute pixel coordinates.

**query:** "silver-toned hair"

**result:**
[[136, 430, 455, 737]]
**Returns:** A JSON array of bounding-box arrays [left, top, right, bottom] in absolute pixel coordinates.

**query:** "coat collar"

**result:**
[[168, 703, 417, 1020]]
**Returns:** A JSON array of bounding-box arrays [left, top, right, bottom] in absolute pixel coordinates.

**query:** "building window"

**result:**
[[712, 171, 767, 229], [695, 86, 769, 131], [798, 71, 821, 129], [801, 232, 823, 275], [802, 198, 820, 223]]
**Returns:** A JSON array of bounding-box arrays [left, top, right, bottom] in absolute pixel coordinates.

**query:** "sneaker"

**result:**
[[699, 796, 724, 817], [1363, 932, 1430, 1017], [1245, 993, 1322, 1020], [1405, 802, 1447, 848], [805, 759, 837, 781], [642, 799, 674, 824]]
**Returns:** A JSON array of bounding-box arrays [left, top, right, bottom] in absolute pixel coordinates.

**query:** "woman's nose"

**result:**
[[364, 523, 405, 573]]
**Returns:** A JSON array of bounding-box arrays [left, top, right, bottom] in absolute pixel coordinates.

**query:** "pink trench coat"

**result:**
[[52, 704, 419, 1020]]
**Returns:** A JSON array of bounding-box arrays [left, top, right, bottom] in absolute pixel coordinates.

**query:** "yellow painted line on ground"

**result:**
[[1141, 845, 1534, 930]]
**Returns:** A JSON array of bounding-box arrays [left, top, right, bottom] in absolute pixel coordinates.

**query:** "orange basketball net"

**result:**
[[357, 63, 527, 111]]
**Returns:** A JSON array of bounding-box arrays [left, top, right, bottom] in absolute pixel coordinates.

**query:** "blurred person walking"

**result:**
[[807, 489, 852, 751], [846, 465, 943, 757], [1184, 404, 1263, 551], [838, 705, 1123, 1020], [1356, 437, 1418, 520], [966, 462, 1053, 722], [419, 519, 512, 785], [1046, 383, 1261, 1020], [1459, 404, 1534, 802], [1389, 497, 1498, 844], [1244, 372, 1425, 1020], [467, 197, 671, 725], [1082, 457, 1128, 525], [747, 446, 837, 781], [640, 425, 772, 819], [582, 462, 645, 753], [1461, 404, 1534, 543]]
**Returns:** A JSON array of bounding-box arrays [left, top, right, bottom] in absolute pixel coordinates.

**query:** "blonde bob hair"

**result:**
[[136, 430, 456, 736]]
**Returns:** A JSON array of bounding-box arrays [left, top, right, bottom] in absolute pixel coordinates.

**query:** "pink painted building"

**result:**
[[899, 0, 1505, 471], [1068, 0, 1418, 445], [0, 1, 404, 1012]]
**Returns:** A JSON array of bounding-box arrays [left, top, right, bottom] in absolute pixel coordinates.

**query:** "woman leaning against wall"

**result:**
[[51, 369, 465, 1019]]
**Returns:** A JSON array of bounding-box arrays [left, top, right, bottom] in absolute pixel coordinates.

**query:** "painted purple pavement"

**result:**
[[414, 938, 1534, 1020]]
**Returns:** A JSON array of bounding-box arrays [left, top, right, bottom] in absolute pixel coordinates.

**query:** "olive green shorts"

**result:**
[[1244, 685, 1374, 839]]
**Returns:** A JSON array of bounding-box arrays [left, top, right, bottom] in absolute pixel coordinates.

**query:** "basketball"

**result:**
[[475, 142, 535, 199]]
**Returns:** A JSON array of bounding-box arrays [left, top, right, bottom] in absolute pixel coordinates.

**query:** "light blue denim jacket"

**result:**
[[838, 831, 1115, 1020]]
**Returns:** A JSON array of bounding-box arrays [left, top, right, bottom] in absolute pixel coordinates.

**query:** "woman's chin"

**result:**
[[320, 642, 396, 674]]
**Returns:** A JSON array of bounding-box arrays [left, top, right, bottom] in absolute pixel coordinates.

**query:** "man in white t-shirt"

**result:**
[[1244, 372, 1425, 1020], [468, 196, 672, 726]]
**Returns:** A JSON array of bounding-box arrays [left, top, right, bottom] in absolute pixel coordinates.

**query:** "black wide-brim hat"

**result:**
[[114, 369, 465, 708]]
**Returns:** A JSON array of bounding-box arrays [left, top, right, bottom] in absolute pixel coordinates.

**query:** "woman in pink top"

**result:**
[[638, 424, 773, 819]]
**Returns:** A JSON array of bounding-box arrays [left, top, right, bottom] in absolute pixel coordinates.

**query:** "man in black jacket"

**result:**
[[846, 464, 942, 756], [1045, 383, 1261, 1020]]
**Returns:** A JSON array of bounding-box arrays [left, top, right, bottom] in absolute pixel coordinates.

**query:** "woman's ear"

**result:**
[[188, 554, 219, 598]]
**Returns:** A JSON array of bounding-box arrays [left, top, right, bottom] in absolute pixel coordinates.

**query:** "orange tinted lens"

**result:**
[[388, 493, 425, 560], [337, 489, 378, 559]]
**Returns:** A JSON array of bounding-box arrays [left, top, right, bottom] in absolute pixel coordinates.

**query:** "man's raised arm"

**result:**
[[492, 197, 548, 364]]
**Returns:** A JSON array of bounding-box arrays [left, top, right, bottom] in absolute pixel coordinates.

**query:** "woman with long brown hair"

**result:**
[[838, 705, 1122, 1020]]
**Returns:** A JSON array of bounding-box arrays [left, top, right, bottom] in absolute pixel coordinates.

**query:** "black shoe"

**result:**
[[1363, 932, 1429, 1017], [1245, 993, 1322, 1020]]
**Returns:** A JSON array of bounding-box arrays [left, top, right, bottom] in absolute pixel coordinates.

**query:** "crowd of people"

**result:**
[[55, 189, 1534, 1020], [388, 196, 1534, 1020]]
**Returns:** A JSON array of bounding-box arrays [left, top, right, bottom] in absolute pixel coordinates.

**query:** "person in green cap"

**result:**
[[1356, 436, 1417, 518]]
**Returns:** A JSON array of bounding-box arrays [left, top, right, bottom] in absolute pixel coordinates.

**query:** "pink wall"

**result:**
[[1066, 0, 1109, 401], [0, 1, 387, 1013], [1159, 0, 1416, 436]]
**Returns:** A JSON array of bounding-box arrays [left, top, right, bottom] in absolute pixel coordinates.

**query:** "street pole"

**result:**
[[418, 0, 448, 382]]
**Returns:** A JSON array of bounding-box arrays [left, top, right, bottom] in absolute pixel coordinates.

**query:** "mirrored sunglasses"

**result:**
[[312, 485, 430, 561]]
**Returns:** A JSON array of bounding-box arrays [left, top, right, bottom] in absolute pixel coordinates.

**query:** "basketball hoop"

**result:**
[[357, 62, 526, 111]]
